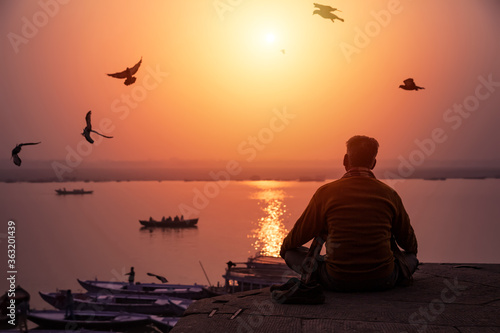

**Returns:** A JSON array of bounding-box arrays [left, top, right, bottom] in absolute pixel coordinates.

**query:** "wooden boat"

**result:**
[[27, 310, 149, 330], [0, 330, 122, 333], [55, 188, 93, 195], [222, 255, 300, 293], [0, 286, 30, 329], [77, 279, 213, 300], [139, 217, 198, 228], [39, 291, 192, 316], [149, 315, 179, 332]]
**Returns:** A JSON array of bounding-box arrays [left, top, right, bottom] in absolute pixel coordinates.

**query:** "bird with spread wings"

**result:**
[[11, 142, 41, 166], [82, 111, 113, 144], [399, 78, 425, 91], [107, 58, 142, 86], [313, 3, 344, 22]]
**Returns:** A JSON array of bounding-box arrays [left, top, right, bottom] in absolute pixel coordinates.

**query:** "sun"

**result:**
[[265, 33, 276, 44]]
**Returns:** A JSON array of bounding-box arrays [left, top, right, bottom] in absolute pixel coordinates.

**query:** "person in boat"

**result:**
[[180, 215, 184, 221], [125, 267, 135, 285], [161, 216, 166, 222], [64, 289, 74, 319], [174, 215, 179, 222], [167, 216, 172, 222], [280, 135, 418, 292]]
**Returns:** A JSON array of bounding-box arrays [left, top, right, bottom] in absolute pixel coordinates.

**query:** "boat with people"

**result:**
[[139, 216, 198, 228], [39, 291, 192, 316], [55, 188, 93, 195], [77, 279, 214, 300], [27, 310, 150, 330]]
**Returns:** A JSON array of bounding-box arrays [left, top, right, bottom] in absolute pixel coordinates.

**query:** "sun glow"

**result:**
[[265, 33, 276, 44]]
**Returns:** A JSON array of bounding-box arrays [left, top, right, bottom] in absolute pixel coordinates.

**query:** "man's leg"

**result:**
[[395, 252, 419, 286], [283, 246, 309, 275], [404, 253, 419, 274]]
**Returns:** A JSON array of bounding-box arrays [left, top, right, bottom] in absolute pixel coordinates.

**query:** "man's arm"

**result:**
[[391, 192, 418, 254], [280, 194, 326, 258]]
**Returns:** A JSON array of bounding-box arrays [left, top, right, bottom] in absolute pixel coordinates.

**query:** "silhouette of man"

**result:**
[[280, 135, 418, 291], [64, 289, 74, 319], [125, 267, 135, 285]]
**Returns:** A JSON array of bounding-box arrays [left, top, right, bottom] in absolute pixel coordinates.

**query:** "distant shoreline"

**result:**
[[1, 173, 499, 183], [1, 160, 499, 183]]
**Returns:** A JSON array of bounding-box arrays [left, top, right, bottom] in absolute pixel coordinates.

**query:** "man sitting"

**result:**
[[280, 135, 418, 292]]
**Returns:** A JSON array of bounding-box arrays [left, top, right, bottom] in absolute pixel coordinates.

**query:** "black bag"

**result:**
[[271, 236, 326, 304], [271, 278, 325, 304]]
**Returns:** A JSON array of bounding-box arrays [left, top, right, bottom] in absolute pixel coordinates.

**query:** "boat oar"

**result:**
[[147, 272, 168, 283], [199, 261, 212, 286]]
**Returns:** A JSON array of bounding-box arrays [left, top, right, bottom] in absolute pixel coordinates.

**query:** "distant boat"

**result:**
[[39, 291, 192, 316], [139, 217, 198, 228], [27, 310, 149, 330], [77, 279, 213, 300], [55, 188, 93, 195]]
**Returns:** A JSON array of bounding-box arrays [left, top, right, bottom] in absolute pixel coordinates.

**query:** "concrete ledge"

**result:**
[[171, 263, 500, 332]]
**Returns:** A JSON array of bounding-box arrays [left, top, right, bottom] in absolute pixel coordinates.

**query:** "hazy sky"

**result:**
[[1, 0, 500, 167]]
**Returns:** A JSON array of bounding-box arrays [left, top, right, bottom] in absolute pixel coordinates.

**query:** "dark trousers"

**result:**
[[284, 247, 418, 292]]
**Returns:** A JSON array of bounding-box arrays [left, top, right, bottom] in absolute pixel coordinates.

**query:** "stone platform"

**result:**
[[171, 263, 500, 332]]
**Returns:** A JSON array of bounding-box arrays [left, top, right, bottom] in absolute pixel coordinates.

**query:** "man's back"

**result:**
[[281, 174, 417, 281], [319, 176, 416, 280]]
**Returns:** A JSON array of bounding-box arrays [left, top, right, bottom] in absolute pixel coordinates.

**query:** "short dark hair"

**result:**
[[346, 135, 379, 167]]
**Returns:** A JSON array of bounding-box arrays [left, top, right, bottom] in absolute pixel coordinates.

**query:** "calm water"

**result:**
[[1, 179, 499, 309]]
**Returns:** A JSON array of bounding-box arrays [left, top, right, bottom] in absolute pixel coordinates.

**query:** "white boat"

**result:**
[[39, 291, 192, 316], [27, 310, 149, 330], [77, 279, 215, 300]]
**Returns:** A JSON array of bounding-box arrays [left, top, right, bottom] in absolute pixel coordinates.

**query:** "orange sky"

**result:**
[[1, 0, 500, 167]]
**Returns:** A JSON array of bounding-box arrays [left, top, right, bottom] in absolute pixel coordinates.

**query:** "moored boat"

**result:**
[[77, 279, 213, 300], [149, 315, 179, 332], [0, 330, 122, 333], [222, 255, 300, 293], [55, 188, 93, 195], [39, 291, 192, 316], [27, 310, 149, 330], [0, 286, 30, 329], [139, 216, 198, 228]]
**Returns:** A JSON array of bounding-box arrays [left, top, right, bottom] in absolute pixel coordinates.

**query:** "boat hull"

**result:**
[[27, 310, 149, 330], [149, 315, 179, 332], [55, 189, 93, 195], [39, 292, 191, 316], [77, 279, 210, 300]]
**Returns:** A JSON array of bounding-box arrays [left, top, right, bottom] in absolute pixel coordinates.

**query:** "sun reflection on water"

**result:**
[[248, 182, 289, 257]]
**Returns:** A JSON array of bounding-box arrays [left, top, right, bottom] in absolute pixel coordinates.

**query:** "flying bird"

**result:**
[[107, 58, 142, 86], [82, 111, 113, 144], [399, 78, 425, 91], [313, 3, 344, 22], [11, 142, 41, 166]]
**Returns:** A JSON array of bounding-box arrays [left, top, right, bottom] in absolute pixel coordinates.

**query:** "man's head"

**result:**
[[344, 135, 379, 170]]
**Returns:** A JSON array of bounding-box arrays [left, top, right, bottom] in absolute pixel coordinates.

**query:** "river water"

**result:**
[[1, 178, 499, 309]]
